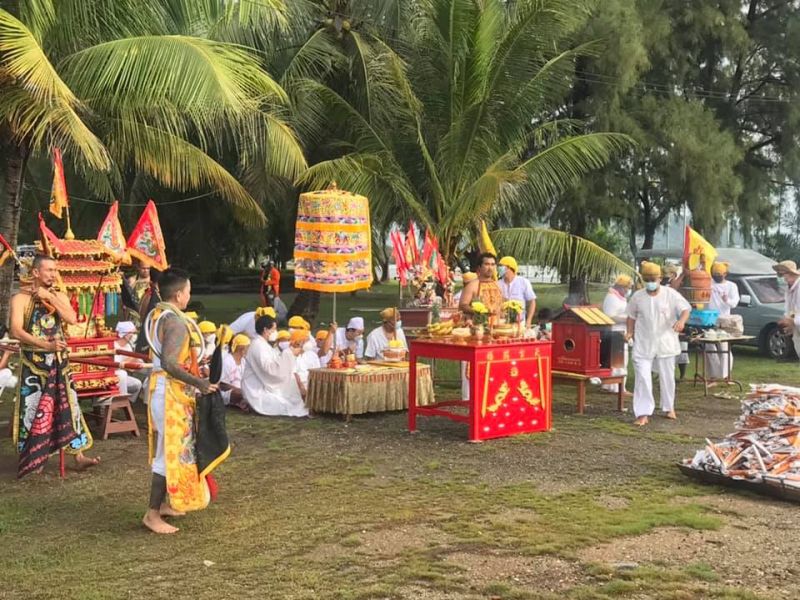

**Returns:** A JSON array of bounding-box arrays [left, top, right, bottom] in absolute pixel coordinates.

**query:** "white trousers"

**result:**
[[633, 355, 676, 417], [149, 377, 166, 476], [704, 342, 732, 380], [602, 344, 628, 393]]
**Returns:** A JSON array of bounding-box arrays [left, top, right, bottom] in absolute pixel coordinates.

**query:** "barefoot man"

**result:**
[[10, 254, 100, 477], [142, 268, 218, 534], [626, 262, 691, 426]]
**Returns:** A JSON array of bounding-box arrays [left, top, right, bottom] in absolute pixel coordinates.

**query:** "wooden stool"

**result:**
[[95, 395, 140, 440], [552, 371, 626, 415]]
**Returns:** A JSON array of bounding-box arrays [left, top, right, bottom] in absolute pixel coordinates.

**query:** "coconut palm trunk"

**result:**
[[0, 133, 28, 324]]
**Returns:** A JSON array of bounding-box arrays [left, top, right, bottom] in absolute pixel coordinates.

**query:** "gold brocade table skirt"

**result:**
[[307, 364, 434, 415]]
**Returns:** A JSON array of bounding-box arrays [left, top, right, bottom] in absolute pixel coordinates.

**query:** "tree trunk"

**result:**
[[0, 137, 29, 326], [642, 226, 656, 250], [566, 214, 589, 305], [288, 289, 321, 325]]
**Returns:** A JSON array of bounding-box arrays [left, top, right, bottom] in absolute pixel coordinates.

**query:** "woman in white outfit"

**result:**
[[241, 313, 307, 417], [601, 275, 633, 396], [626, 262, 691, 426], [706, 262, 739, 380]]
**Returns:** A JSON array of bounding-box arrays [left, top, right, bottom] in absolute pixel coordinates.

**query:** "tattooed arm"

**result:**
[[158, 313, 214, 394]]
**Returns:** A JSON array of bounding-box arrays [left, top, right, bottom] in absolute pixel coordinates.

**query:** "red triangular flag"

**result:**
[[421, 229, 435, 266], [38, 213, 64, 256], [97, 201, 128, 261], [126, 200, 169, 271]]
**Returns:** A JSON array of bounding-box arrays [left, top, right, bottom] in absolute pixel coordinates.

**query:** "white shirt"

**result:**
[[230, 311, 257, 339], [710, 280, 739, 318], [334, 328, 364, 358], [364, 326, 408, 360], [221, 351, 245, 389], [295, 349, 321, 386], [627, 286, 691, 360], [499, 275, 536, 320], [602, 288, 628, 332]]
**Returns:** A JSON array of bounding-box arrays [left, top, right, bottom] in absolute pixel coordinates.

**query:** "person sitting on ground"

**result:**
[[276, 330, 291, 351], [316, 324, 337, 367], [198, 321, 217, 361], [220, 334, 250, 411], [241, 313, 307, 417], [230, 306, 276, 339], [334, 317, 365, 361], [293, 330, 320, 402], [365, 308, 408, 361], [114, 321, 144, 402], [288, 315, 312, 335]]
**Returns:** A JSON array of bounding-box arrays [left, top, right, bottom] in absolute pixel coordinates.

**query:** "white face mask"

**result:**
[[278, 341, 290, 351], [302, 340, 317, 353], [645, 281, 659, 292], [267, 330, 278, 343]]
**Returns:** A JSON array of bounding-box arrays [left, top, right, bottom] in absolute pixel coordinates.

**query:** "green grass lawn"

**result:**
[[1, 285, 797, 599]]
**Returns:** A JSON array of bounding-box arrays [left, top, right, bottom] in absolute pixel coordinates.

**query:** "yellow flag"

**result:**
[[50, 148, 69, 219], [478, 220, 497, 256], [683, 226, 717, 273]]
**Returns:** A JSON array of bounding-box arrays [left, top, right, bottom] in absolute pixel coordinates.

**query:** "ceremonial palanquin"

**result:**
[[294, 183, 373, 293]]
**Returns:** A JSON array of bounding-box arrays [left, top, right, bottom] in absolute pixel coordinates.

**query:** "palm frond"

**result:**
[[60, 35, 288, 117], [491, 227, 637, 282], [106, 119, 266, 226]]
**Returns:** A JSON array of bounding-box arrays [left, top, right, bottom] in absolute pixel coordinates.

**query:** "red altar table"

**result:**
[[409, 338, 553, 441]]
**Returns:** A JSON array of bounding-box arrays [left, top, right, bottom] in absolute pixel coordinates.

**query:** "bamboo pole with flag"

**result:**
[[50, 148, 75, 240], [683, 226, 717, 273]]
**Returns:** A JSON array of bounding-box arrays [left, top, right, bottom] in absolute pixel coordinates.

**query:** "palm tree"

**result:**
[[0, 0, 307, 321], [295, 0, 631, 265]]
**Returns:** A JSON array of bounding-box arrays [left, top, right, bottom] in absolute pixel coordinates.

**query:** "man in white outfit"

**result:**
[[775, 260, 800, 358], [707, 262, 740, 380], [626, 262, 691, 426], [601, 274, 633, 396]]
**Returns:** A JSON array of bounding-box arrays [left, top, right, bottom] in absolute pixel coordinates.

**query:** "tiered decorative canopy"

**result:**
[[293, 183, 373, 293]]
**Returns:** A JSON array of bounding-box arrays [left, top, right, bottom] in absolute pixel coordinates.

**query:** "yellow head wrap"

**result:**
[[380, 307, 399, 321], [290, 329, 309, 344], [640, 261, 662, 277], [711, 262, 729, 275], [231, 334, 251, 352], [316, 330, 329, 341], [462, 272, 477, 283], [198, 320, 216, 334], [288, 315, 311, 330], [498, 256, 518, 272], [255, 306, 276, 319], [184, 311, 199, 321], [216, 324, 233, 347], [614, 274, 633, 288], [276, 330, 290, 341]]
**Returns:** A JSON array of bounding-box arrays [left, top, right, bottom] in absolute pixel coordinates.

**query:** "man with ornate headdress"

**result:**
[[10, 254, 100, 477], [626, 262, 691, 426]]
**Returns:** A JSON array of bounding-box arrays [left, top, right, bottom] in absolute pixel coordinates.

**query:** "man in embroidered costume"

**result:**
[[142, 268, 217, 534], [626, 262, 691, 426], [365, 308, 408, 360], [459, 253, 503, 321], [10, 255, 99, 476]]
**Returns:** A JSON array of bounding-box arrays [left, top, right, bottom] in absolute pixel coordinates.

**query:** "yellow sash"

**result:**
[[147, 306, 209, 512]]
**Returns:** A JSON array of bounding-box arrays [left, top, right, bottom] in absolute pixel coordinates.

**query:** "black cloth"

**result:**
[[195, 391, 229, 476]]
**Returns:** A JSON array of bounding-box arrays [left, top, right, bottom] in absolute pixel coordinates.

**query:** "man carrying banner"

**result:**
[[10, 255, 99, 476]]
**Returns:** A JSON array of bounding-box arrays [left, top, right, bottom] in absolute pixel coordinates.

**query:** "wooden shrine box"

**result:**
[[68, 336, 120, 399], [551, 306, 617, 377]]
